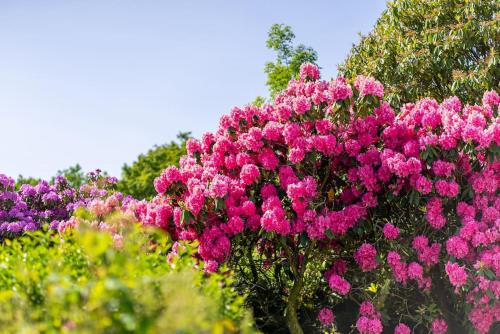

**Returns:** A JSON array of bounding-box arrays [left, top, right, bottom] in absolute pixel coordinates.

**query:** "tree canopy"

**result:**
[[117, 132, 189, 199], [339, 0, 499, 107], [264, 24, 318, 97]]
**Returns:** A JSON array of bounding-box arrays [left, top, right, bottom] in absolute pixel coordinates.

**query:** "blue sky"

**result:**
[[0, 0, 387, 179]]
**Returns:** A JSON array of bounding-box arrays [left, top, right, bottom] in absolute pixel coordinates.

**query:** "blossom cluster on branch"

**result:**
[[136, 63, 496, 333]]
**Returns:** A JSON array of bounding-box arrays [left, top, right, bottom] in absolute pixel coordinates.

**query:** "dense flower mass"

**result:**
[[0, 170, 117, 239], [317, 307, 334, 326], [137, 63, 498, 333], [54, 191, 139, 248]]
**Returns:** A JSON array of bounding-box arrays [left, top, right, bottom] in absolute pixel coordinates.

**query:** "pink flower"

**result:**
[[329, 274, 351, 295], [456, 202, 476, 218], [345, 139, 361, 157], [354, 243, 379, 272], [445, 261, 468, 288], [359, 301, 377, 317], [426, 197, 446, 229], [208, 174, 229, 198], [354, 75, 384, 97], [413, 240, 441, 267], [299, 62, 320, 81], [469, 305, 496, 334], [329, 77, 353, 101], [293, 96, 311, 115], [198, 227, 231, 263], [383, 223, 400, 239], [318, 307, 334, 325], [362, 192, 378, 208], [258, 148, 279, 170], [435, 180, 459, 198], [412, 235, 429, 251], [186, 138, 202, 156], [387, 251, 408, 284], [431, 318, 448, 334], [432, 160, 456, 177], [227, 216, 244, 235], [415, 175, 432, 194], [394, 323, 411, 334], [186, 190, 205, 216], [356, 316, 383, 334], [445, 236, 469, 259], [324, 260, 348, 280], [262, 121, 283, 141], [482, 90, 499, 108], [288, 147, 306, 164], [204, 260, 219, 273], [407, 262, 424, 280], [240, 164, 260, 185]]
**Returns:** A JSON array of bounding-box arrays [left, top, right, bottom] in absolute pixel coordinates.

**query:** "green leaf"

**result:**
[[181, 210, 192, 226]]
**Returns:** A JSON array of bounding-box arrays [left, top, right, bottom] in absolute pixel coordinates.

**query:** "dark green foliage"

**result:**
[[118, 132, 190, 199], [339, 0, 499, 107]]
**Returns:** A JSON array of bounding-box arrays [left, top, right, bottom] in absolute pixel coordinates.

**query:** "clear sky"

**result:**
[[0, 0, 387, 179]]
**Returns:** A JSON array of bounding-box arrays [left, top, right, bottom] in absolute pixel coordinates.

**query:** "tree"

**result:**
[[15, 175, 39, 190], [264, 24, 318, 97], [339, 0, 499, 107], [118, 132, 190, 199]]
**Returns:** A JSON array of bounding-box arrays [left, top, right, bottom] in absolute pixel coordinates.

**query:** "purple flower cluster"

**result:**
[[0, 170, 116, 238]]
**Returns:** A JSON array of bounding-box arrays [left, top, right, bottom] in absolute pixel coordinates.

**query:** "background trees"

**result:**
[[264, 24, 318, 97], [117, 132, 189, 199], [339, 0, 499, 107]]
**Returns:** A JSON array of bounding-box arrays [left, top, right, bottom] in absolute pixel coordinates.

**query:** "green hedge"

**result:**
[[0, 224, 257, 334]]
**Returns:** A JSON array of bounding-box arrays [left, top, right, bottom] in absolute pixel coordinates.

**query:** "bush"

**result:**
[[140, 63, 499, 333], [0, 220, 257, 333], [0, 170, 117, 239], [339, 0, 499, 107]]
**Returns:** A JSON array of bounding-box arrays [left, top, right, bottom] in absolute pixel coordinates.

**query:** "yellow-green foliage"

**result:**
[[0, 224, 257, 334]]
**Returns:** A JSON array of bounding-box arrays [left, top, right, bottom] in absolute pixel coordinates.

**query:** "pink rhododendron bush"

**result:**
[[138, 63, 499, 334]]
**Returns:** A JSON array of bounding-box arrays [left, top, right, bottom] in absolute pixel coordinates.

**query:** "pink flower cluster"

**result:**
[[354, 243, 379, 272], [354, 75, 384, 97], [138, 62, 499, 333], [317, 307, 334, 326], [412, 235, 441, 266], [356, 301, 383, 334], [329, 274, 351, 295], [445, 261, 468, 288], [383, 223, 399, 239], [394, 323, 411, 334], [431, 318, 448, 334]]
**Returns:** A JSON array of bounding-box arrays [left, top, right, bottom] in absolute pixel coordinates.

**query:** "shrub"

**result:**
[[0, 216, 256, 333], [0, 170, 117, 239], [139, 63, 499, 333], [339, 0, 499, 108]]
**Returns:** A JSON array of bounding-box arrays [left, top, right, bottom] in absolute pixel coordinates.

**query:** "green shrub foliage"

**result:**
[[0, 221, 256, 334], [339, 0, 499, 107], [118, 132, 190, 199]]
